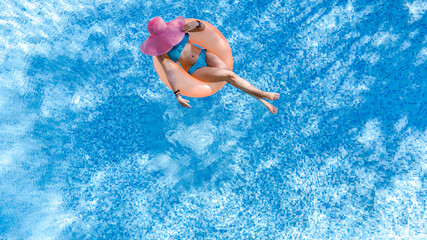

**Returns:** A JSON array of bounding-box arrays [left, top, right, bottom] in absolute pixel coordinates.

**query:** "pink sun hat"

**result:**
[[140, 16, 186, 56]]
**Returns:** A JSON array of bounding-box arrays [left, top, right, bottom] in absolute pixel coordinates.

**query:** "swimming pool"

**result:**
[[0, 0, 425, 239]]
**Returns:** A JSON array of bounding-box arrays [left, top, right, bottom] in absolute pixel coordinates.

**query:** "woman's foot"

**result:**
[[258, 97, 278, 114], [263, 92, 280, 101], [266, 103, 278, 114]]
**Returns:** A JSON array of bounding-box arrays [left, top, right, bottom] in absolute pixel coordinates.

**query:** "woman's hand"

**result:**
[[180, 21, 204, 33], [176, 95, 191, 108]]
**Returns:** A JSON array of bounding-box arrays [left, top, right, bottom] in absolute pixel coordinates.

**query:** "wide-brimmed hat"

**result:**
[[140, 16, 186, 56]]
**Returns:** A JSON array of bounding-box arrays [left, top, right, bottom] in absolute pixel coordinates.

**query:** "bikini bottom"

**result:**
[[188, 49, 207, 75]]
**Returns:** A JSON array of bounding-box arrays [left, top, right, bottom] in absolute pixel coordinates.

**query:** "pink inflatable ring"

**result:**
[[152, 18, 233, 98]]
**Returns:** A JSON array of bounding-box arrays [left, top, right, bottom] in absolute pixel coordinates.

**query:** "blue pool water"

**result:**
[[0, 0, 426, 239]]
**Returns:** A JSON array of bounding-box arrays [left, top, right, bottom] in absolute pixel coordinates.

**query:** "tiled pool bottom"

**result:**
[[0, 0, 425, 239]]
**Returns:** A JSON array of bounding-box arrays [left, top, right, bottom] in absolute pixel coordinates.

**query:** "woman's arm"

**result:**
[[156, 55, 191, 108], [180, 20, 205, 32], [157, 55, 179, 92]]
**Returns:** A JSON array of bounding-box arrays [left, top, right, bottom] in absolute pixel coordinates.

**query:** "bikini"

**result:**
[[167, 33, 207, 75]]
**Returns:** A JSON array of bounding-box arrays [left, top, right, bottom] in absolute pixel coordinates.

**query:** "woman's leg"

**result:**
[[191, 53, 279, 113], [192, 67, 264, 97], [193, 52, 280, 100]]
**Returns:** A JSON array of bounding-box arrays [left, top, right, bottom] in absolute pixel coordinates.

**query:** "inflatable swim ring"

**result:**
[[152, 18, 233, 98]]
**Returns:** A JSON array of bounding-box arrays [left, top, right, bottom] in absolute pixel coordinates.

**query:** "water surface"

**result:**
[[0, 0, 425, 239]]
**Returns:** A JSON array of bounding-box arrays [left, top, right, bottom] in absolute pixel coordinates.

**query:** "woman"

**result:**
[[140, 16, 279, 114]]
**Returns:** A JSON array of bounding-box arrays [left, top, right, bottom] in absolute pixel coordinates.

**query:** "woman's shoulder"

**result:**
[[156, 54, 171, 61], [156, 54, 166, 61]]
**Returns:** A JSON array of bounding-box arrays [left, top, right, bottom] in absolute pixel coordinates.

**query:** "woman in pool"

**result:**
[[140, 16, 280, 114]]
